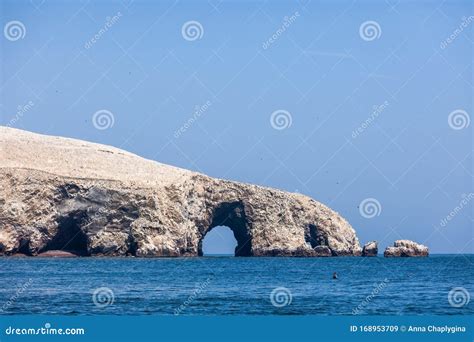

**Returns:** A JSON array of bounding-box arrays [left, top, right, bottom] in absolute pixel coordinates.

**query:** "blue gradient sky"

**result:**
[[1, 0, 472, 253]]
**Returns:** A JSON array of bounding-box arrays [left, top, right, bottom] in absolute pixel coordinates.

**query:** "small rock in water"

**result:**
[[384, 240, 428, 257], [362, 241, 378, 257]]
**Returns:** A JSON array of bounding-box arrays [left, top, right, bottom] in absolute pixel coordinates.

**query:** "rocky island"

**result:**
[[0, 127, 428, 258], [384, 240, 429, 257], [0, 127, 364, 257]]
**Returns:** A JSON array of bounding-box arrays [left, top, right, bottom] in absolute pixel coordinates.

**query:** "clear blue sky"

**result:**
[[1, 0, 472, 254]]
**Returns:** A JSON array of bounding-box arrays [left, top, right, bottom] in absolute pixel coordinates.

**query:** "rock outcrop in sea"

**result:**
[[362, 241, 378, 256], [384, 240, 429, 257], [0, 127, 363, 257]]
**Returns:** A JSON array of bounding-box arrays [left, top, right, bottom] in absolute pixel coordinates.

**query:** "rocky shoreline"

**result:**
[[0, 127, 428, 258], [3, 241, 430, 258]]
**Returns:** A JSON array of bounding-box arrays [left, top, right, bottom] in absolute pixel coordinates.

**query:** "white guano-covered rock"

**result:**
[[0, 127, 362, 257]]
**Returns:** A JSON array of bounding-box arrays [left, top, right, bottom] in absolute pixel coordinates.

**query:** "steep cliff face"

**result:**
[[0, 127, 362, 257]]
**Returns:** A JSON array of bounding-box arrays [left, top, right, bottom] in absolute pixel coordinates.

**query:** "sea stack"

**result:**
[[362, 241, 378, 256], [0, 127, 362, 257], [384, 240, 429, 257]]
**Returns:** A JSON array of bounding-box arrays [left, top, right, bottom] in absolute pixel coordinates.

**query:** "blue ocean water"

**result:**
[[0, 256, 472, 315]]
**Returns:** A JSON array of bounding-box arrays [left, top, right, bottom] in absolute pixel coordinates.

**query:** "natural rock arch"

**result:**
[[0, 127, 363, 257], [198, 202, 252, 257]]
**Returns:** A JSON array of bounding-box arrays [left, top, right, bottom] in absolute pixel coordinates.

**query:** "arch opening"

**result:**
[[201, 226, 237, 256], [17, 238, 32, 256], [198, 201, 252, 257], [42, 211, 90, 256]]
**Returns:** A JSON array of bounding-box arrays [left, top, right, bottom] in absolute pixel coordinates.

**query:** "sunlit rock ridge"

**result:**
[[0, 127, 362, 257]]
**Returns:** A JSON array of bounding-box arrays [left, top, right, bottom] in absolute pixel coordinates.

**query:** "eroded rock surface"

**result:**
[[362, 241, 378, 256], [0, 127, 362, 257], [384, 240, 428, 257], [313, 245, 332, 257]]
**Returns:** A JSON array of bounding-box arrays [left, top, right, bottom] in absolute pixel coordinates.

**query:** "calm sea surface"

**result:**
[[0, 255, 472, 315]]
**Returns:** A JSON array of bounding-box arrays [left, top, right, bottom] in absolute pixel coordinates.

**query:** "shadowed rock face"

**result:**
[[0, 127, 362, 257], [384, 240, 428, 257], [362, 241, 378, 256]]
